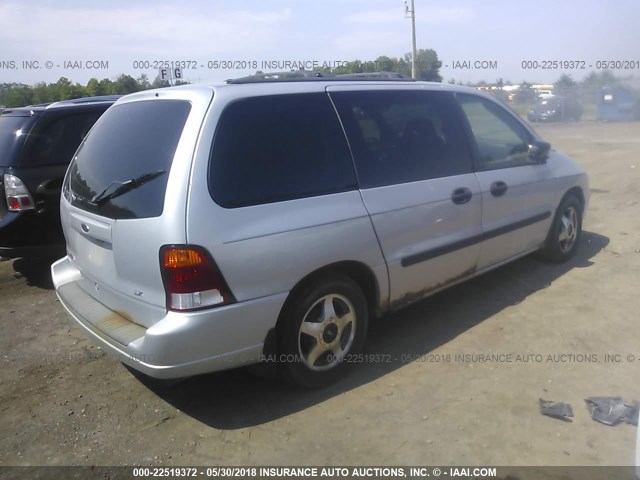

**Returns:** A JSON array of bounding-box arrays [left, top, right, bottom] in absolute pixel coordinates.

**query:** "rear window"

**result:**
[[20, 110, 104, 167], [0, 115, 36, 167], [209, 93, 357, 208], [64, 100, 191, 219]]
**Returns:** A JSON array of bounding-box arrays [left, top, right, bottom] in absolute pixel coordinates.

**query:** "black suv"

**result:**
[[0, 96, 119, 259]]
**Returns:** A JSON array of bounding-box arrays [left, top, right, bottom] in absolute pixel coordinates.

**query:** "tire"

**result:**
[[538, 194, 583, 263], [278, 275, 368, 389]]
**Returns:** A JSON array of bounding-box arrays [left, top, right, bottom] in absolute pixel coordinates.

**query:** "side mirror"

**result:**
[[528, 140, 551, 163]]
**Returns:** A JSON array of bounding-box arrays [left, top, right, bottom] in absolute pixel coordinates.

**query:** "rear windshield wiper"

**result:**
[[90, 170, 166, 206]]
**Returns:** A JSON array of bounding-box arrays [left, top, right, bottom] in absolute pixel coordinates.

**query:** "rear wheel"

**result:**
[[278, 275, 368, 388], [538, 194, 583, 263]]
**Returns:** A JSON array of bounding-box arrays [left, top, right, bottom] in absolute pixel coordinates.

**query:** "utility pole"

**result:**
[[404, 0, 417, 79]]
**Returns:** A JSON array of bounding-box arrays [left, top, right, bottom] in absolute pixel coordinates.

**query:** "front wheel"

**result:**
[[538, 194, 583, 263], [278, 275, 368, 388]]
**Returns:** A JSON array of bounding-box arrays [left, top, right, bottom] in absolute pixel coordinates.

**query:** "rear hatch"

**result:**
[[0, 111, 38, 219], [60, 88, 213, 327]]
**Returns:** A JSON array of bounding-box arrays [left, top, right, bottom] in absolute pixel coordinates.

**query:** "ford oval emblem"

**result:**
[[81, 223, 90, 233]]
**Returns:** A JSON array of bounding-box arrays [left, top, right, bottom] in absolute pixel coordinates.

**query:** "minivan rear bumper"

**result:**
[[52, 256, 287, 379]]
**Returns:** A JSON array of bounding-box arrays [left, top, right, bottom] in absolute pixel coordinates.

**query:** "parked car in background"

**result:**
[[528, 96, 583, 122], [536, 90, 554, 100], [0, 96, 119, 259], [51, 75, 588, 388]]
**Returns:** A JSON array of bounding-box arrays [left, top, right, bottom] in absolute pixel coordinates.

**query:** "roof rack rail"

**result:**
[[226, 71, 328, 84], [336, 72, 414, 80], [25, 102, 54, 108], [0, 107, 38, 117], [226, 70, 415, 84], [47, 95, 122, 107]]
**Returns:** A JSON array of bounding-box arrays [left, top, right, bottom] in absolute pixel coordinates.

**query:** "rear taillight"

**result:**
[[159, 245, 235, 311], [4, 174, 35, 212]]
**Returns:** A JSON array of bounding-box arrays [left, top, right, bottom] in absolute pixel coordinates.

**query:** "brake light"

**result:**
[[159, 245, 235, 311], [4, 174, 35, 212]]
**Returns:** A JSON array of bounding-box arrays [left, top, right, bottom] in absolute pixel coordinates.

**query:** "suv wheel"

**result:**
[[538, 194, 583, 263], [278, 275, 368, 388]]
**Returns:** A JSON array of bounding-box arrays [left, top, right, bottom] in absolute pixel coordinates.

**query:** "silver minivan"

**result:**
[[51, 75, 589, 388]]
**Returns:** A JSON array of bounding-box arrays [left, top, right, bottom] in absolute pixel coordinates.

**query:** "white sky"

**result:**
[[0, 0, 638, 85]]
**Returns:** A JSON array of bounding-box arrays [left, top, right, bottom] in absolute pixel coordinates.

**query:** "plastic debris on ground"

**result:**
[[539, 398, 574, 421], [584, 397, 639, 426]]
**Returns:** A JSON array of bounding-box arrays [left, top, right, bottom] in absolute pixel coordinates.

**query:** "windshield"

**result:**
[[64, 100, 191, 219]]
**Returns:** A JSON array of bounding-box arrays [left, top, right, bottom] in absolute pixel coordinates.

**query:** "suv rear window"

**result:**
[[64, 100, 191, 219], [0, 115, 36, 167], [20, 110, 104, 167], [209, 93, 357, 208]]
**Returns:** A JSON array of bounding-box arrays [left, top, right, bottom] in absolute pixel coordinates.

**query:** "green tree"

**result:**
[[555, 73, 578, 97], [580, 70, 619, 103], [113, 74, 141, 94], [31, 82, 52, 104], [492, 78, 509, 104], [99, 78, 116, 95], [1, 84, 34, 107], [598, 70, 618, 86], [374, 55, 397, 72], [50, 77, 73, 100], [151, 76, 171, 89], [136, 74, 151, 90], [555, 73, 577, 89], [514, 81, 536, 104], [0, 74, 186, 107], [403, 49, 442, 81], [86, 78, 107, 96], [581, 72, 599, 88]]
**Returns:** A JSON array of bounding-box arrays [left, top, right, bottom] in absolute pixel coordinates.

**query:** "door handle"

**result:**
[[451, 187, 472, 205], [490, 181, 508, 197]]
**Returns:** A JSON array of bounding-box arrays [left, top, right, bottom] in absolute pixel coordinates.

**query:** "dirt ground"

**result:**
[[1, 120, 639, 468]]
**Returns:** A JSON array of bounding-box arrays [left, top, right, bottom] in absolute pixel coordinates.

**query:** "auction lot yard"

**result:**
[[1, 120, 639, 467]]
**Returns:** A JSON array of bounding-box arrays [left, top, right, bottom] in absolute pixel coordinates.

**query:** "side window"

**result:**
[[457, 94, 533, 170], [22, 110, 104, 166], [209, 93, 357, 208], [330, 90, 473, 189]]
